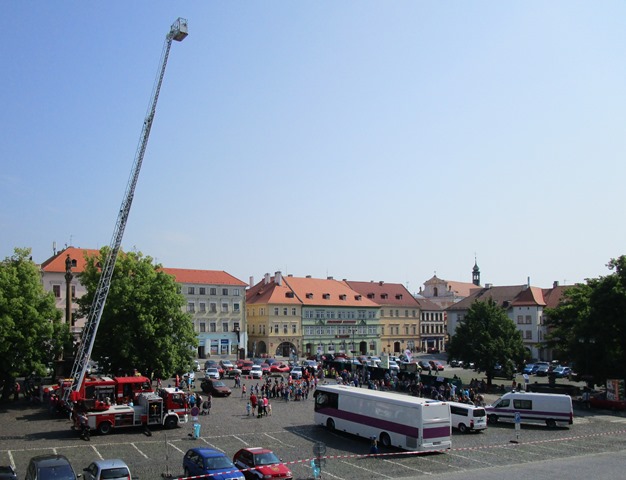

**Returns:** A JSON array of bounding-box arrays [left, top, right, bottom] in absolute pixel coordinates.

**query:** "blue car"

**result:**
[[183, 448, 244, 480]]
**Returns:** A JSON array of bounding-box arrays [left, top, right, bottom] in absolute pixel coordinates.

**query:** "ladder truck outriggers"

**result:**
[[62, 18, 188, 433]]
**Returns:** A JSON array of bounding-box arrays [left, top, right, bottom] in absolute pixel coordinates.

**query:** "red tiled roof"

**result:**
[[445, 280, 481, 298], [447, 285, 527, 311], [542, 285, 573, 309], [344, 280, 420, 307], [511, 286, 547, 307], [161, 268, 246, 286], [415, 297, 443, 311], [246, 275, 301, 305], [40, 247, 100, 273]]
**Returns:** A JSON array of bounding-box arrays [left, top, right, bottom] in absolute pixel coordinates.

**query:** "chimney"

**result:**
[[379, 281, 384, 286], [306, 275, 312, 278], [249, 276, 254, 287], [264, 273, 270, 285], [553, 280, 559, 288], [527, 276, 531, 288], [327, 276, 333, 280], [485, 283, 492, 289], [275, 271, 282, 286]]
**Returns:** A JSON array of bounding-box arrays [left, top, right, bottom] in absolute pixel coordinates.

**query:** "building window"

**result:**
[[221, 303, 229, 313], [210, 322, 216, 333], [210, 303, 217, 313], [233, 303, 240, 312], [283, 308, 288, 316], [233, 288, 240, 296], [274, 307, 279, 315], [188, 286, 195, 295], [222, 288, 229, 296], [187, 302, 195, 313], [199, 303, 206, 313], [292, 324, 297, 334], [210, 287, 217, 295], [222, 322, 229, 332], [525, 315, 532, 324], [525, 330, 532, 340], [291, 307, 297, 316], [405, 310, 409, 317], [283, 324, 288, 334], [53, 285, 61, 297], [199, 287, 206, 295], [199, 322, 206, 332]]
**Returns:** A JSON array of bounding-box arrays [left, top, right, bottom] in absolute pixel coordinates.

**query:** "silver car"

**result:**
[[83, 459, 133, 480]]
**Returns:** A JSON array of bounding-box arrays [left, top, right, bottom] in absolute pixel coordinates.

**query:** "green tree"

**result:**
[[545, 255, 626, 386], [77, 248, 197, 379], [0, 248, 69, 402], [447, 299, 526, 386]]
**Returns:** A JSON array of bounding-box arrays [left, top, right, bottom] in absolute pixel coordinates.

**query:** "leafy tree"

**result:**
[[447, 299, 526, 386], [545, 255, 626, 386], [77, 248, 197, 380], [0, 248, 69, 402]]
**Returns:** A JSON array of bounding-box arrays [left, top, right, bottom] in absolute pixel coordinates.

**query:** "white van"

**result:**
[[485, 391, 573, 428], [448, 401, 487, 433]]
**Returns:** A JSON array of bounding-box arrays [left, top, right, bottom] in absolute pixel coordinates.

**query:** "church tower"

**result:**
[[472, 258, 480, 286]]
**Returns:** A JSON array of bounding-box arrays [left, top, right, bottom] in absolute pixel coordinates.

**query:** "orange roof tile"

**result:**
[[40, 247, 100, 273], [161, 268, 246, 286], [344, 280, 420, 307]]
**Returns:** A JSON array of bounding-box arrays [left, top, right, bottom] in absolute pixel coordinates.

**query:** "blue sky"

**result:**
[[2, 2, 626, 293]]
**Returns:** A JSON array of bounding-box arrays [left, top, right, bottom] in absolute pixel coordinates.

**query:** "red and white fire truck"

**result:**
[[61, 375, 153, 411], [76, 387, 189, 435]]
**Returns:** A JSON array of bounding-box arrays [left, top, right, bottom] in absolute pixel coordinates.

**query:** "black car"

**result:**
[[25, 455, 79, 480], [0, 466, 17, 480]]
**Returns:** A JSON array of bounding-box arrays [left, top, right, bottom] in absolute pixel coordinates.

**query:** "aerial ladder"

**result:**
[[62, 18, 188, 405]]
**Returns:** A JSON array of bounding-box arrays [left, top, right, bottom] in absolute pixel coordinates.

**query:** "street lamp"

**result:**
[[64, 254, 74, 328]]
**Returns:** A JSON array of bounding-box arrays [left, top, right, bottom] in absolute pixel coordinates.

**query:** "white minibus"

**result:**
[[485, 391, 573, 428], [314, 384, 451, 451], [448, 401, 487, 433]]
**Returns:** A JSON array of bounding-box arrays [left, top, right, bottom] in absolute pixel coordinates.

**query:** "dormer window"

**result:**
[[323, 293, 330, 300], [339, 294, 347, 300], [381, 294, 388, 299], [396, 294, 403, 300], [285, 292, 294, 298], [367, 293, 374, 299], [355, 295, 362, 300], [306, 293, 313, 299]]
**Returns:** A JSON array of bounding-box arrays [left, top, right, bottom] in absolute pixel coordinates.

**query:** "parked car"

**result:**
[[427, 347, 440, 354], [250, 365, 263, 379], [25, 455, 79, 480], [220, 360, 234, 371], [589, 392, 626, 411], [388, 360, 400, 372], [270, 363, 290, 373], [552, 366, 572, 378], [259, 363, 271, 375], [429, 360, 444, 371], [233, 448, 292, 480], [205, 367, 221, 380], [184, 447, 244, 480], [449, 359, 463, 368], [418, 360, 431, 370], [0, 466, 17, 480], [241, 361, 254, 375], [301, 360, 319, 371], [522, 363, 535, 375], [290, 366, 303, 379], [535, 364, 550, 376], [201, 379, 232, 397], [226, 367, 242, 378], [83, 459, 133, 480], [204, 360, 224, 378]]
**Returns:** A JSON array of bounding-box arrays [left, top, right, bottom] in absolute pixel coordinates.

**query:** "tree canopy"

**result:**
[[545, 255, 626, 386], [77, 248, 197, 379], [447, 298, 526, 385], [0, 248, 69, 401]]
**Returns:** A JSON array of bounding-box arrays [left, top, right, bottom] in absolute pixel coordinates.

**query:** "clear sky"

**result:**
[[2, 2, 625, 294]]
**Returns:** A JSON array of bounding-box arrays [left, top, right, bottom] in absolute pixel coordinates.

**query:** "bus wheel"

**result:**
[[326, 418, 335, 431], [164, 416, 178, 429], [98, 422, 112, 435], [546, 419, 556, 428], [458, 423, 467, 433], [379, 432, 391, 448], [488, 414, 498, 424]]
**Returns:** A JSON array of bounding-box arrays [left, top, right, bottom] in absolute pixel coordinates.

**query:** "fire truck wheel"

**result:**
[[98, 422, 112, 435], [164, 416, 178, 429]]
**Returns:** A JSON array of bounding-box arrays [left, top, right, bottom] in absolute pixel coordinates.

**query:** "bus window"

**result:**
[[314, 391, 338, 410]]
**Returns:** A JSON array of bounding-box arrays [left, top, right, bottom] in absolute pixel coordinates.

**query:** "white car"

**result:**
[[290, 366, 303, 379], [205, 367, 220, 380], [250, 365, 263, 379], [388, 360, 400, 372]]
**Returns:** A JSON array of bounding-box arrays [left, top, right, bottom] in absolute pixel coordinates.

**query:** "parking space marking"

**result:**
[[131, 443, 149, 459], [419, 453, 465, 470], [447, 450, 494, 465], [309, 464, 345, 479], [232, 435, 249, 446], [8, 451, 15, 470], [168, 442, 185, 454], [263, 433, 294, 447], [339, 459, 393, 478], [91, 444, 104, 460], [382, 457, 433, 475], [199, 438, 223, 451]]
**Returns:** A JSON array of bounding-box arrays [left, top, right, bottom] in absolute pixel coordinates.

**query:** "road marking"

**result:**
[[91, 444, 104, 460], [382, 457, 432, 474], [447, 450, 493, 465], [8, 451, 15, 469], [232, 435, 248, 445], [200, 438, 223, 451], [167, 442, 185, 454], [264, 433, 294, 447], [131, 443, 149, 459], [339, 459, 393, 478]]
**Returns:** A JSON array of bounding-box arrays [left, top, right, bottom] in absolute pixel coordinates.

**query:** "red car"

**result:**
[[260, 363, 270, 375], [270, 363, 290, 373], [233, 447, 292, 480], [589, 392, 626, 411]]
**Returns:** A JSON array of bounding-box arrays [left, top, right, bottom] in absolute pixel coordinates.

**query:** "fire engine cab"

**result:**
[[78, 387, 189, 435]]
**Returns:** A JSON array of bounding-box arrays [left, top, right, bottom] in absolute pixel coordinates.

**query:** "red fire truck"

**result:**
[[76, 387, 189, 435], [62, 375, 153, 411]]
